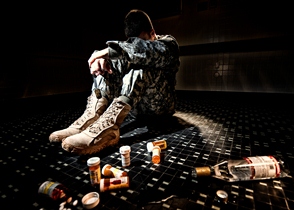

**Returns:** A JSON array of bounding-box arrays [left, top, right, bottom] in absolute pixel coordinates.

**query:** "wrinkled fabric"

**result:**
[[92, 35, 180, 116]]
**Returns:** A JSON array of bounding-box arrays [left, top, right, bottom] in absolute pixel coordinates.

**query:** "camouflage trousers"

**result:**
[[92, 69, 176, 116]]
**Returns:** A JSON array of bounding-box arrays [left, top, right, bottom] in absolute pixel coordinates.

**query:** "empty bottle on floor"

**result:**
[[102, 164, 128, 178], [120, 145, 131, 167], [147, 139, 167, 152], [100, 176, 130, 192], [87, 157, 101, 186], [191, 156, 291, 182], [152, 146, 161, 164]]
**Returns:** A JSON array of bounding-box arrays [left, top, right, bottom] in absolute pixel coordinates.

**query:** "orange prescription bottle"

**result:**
[[87, 157, 101, 186], [38, 181, 72, 203], [147, 139, 167, 152], [100, 177, 130, 192], [152, 146, 161, 164], [102, 164, 128, 178]]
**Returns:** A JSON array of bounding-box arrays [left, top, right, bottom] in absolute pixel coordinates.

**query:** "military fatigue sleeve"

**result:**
[[106, 35, 180, 71]]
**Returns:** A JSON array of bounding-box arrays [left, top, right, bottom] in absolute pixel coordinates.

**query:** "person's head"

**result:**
[[124, 9, 156, 41]]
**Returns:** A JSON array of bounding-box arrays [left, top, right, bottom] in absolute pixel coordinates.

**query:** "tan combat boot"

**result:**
[[61, 98, 131, 155], [49, 91, 108, 142]]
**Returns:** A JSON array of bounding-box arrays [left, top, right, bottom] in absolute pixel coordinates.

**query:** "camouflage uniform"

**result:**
[[92, 35, 180, 116]]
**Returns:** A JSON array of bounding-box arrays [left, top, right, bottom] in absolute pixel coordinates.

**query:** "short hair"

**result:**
[[124, 9, 154, 37]]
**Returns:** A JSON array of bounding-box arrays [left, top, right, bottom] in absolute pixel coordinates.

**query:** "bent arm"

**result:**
[[107, 35, 180, 70]]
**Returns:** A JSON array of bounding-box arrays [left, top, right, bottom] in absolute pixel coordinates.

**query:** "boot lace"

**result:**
[[88, 100, 124, 134]]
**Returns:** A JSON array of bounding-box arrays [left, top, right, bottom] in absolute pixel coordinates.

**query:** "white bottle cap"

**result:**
[[101, 164, 112, 177], [87, 157, 100, 166], [120, 145, 131, 154], [147, 142, 154, 152], [82, 192, 100, 209]]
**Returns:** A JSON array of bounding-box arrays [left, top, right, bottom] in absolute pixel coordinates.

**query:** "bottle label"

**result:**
[[152, 148, 161, 157], [102, 177, 129, 191], [121, 153, 130, 167], [224, 156, 280, 181], [38, 181, 59, 198], [89, 167, 101, 185], [110, 167, 123, 178], [245, 156, 280, 179]]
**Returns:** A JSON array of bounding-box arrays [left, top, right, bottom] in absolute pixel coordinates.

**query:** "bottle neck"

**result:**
[[195, 166, 212, 177]]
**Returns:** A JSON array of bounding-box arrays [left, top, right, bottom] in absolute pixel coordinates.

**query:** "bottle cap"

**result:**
[[82, 192, 100, 209], [147, 142, 154, 152], [87, 157, 100, 167], [102, 164, 112, 177], [120, 145, 131, 154], [216, 190, 228, 204]]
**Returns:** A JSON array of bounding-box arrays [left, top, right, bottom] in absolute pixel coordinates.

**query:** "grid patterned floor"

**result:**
[[0, 92, 294, 209]]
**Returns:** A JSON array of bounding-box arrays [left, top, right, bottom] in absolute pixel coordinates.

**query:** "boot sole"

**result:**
[[61, 131, 120, 155]]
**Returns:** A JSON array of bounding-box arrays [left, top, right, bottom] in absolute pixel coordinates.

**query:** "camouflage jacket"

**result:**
[[106, 35, 180, 116]]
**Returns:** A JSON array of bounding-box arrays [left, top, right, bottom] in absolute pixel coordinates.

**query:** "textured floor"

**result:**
[[0, 91, 294, 209]]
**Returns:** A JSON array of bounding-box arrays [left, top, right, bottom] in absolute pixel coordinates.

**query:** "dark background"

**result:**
[[1, 0, 293, 101]]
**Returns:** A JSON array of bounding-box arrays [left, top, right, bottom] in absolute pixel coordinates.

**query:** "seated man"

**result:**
[[49, 9, 180, 155]]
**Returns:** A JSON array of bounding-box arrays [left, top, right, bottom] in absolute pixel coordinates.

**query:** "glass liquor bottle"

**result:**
[[191, 156, 291, 182]]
